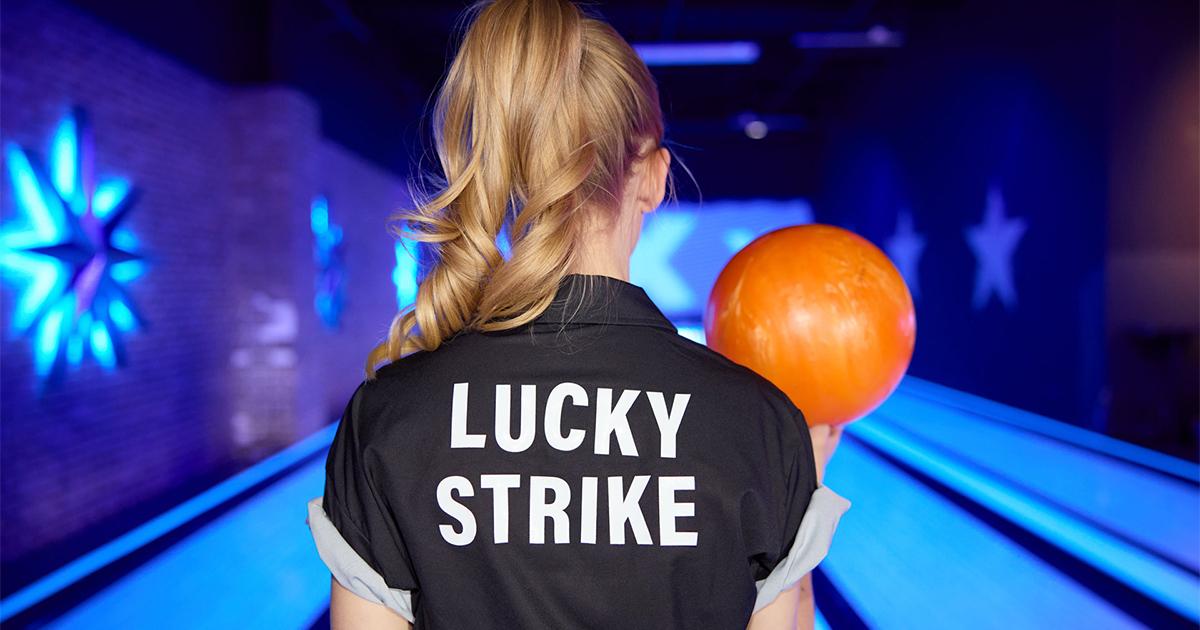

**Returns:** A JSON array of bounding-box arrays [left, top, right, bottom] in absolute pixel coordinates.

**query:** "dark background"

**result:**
[[2, 0, 1196, 600], [66, 0, 1192, 446]]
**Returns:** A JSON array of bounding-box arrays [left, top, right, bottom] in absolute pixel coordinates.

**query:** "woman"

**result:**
[[306, 0, 849, 627]]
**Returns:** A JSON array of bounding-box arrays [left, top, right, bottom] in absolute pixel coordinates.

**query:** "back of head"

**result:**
[[367, 0, 665, 376]]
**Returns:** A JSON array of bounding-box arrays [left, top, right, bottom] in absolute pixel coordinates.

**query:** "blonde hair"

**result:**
[[366, 0, 666, 377]]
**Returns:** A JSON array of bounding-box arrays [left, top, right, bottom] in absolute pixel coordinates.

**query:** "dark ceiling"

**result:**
[[65, 0, 965, 188]]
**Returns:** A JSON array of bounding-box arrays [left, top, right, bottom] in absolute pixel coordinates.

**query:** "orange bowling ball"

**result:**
[[705, 224, 916, 426]]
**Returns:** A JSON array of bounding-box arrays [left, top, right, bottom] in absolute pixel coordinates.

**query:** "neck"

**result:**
[[567, 252, 630, 282], [567, 197, 643, 281], [568, 227, 631, 281]]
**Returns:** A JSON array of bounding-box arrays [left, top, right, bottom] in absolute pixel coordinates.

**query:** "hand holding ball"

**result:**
[[705, 225, 916, 426]]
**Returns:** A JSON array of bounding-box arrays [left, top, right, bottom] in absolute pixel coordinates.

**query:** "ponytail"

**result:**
[[366, 0, 664, 377]]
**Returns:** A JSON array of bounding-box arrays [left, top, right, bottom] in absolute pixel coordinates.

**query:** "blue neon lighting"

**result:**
[[394, 239, 419, 309], [849, 420, 1200, 622], [629, 199, 814, 317], [0, 423, 338, 623], [1, 108, 147, 383], [497, 228, 512, 259], [51, 116, 77, 204], [92, 180, 131, 220], [0, 247, 65, 333], [902, 377, 1199, 482], [34, 301, 68, 378], [4, 144, 61, 245], [108, 259, 145, 283], [814, 608, 831, 630], [722, 228, 756, 252], [310, 196, 329, 234], [48, 458, 333, 629], [633, 41, 761, 66], [16, 372, 1198, 627], [89, 320, 115, 369], [822, 437, 1143, 628], [310, 196, 346, 329], [108, 299, 136, 332], [109, 227, 138, 251], [877, 388, 1199, 572], [674, 324, 706, 345], [630, 211, 696, 311]]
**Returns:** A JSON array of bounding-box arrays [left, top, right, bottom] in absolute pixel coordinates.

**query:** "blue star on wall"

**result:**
[[393, 238, 419, 310], [310, 195, 346, 329], [966, 186, 1026, 310], [886, 209, 926, 299], [1, 107, 147, 383]]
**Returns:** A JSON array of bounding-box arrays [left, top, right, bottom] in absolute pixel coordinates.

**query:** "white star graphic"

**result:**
[[885, 209, 926, 299], [966, 186, 1027, 310]]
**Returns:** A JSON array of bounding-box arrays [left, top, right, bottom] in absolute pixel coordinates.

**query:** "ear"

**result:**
[[640, 147, 671, 213]]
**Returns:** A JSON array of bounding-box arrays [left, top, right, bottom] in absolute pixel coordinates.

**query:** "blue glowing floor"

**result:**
[[5, 377, 1198, 629]]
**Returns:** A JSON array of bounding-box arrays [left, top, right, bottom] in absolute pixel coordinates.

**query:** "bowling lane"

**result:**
[[819, 436, 1144, 630], [24, 376, 1195, 629], [880, 380, 1200, 573], [38, 423, 841, 630], [47, 458, 331, 629], [900, 378, 1198, 481], [850, 419, 1200, 624]]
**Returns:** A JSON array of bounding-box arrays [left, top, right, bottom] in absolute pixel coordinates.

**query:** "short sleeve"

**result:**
[[306, 382, 417, 622], [751, 407, 851, 613]]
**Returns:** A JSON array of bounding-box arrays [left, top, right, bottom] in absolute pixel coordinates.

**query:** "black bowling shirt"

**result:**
[[307, 273, 848, 629]]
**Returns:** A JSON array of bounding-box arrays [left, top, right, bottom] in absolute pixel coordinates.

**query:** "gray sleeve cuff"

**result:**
[[752, 485, 851, 613], [306, 496, 416, 622]]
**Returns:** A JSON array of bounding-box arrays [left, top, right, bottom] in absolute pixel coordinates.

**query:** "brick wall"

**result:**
[[294, 142, 411, 435], [0, 0, 405, 574]]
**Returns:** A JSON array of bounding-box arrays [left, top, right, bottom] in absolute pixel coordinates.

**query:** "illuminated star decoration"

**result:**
[[630, 212, 696, 312], [393, 238, 419, 310], [310, 195, 346, 328], [965, 186, 1026, 310], [885, 209, 926, 299], [390, 227, 506, 312], [722, 199, 816, 253], [1, 107, 147, 384]]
